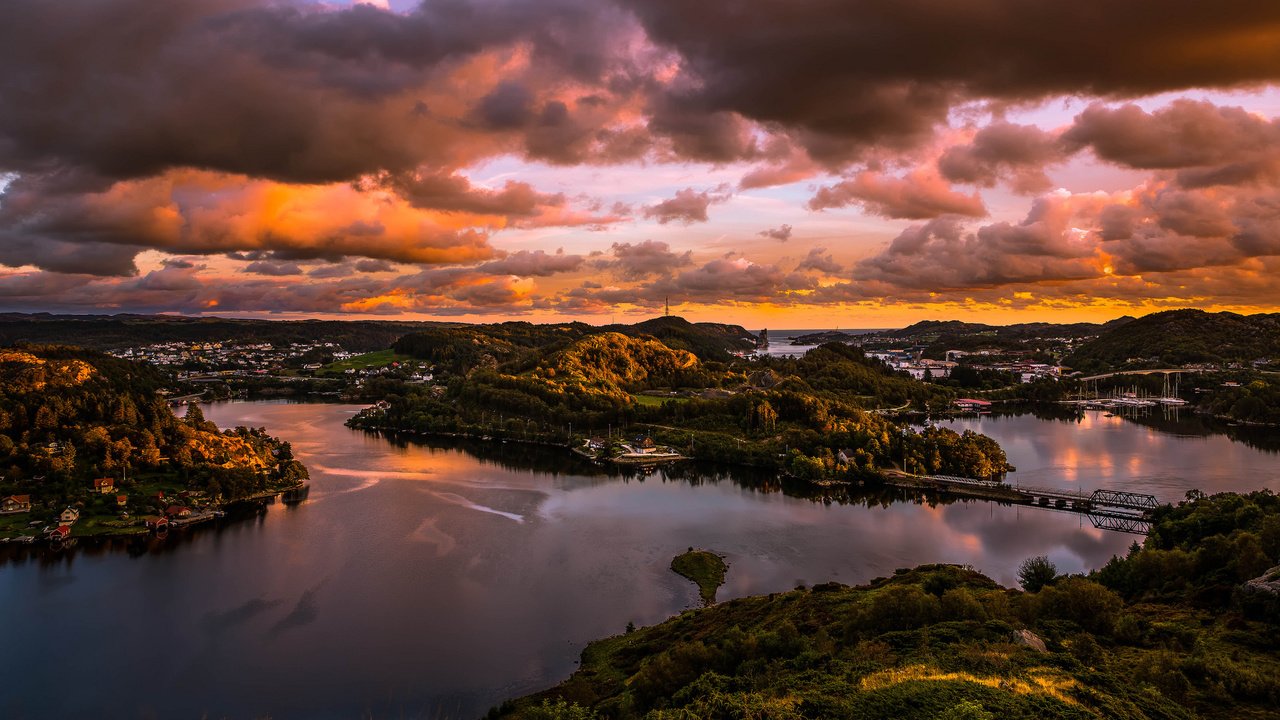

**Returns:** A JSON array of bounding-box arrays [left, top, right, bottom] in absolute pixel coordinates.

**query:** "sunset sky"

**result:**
[[3, 0, 1280, 327]]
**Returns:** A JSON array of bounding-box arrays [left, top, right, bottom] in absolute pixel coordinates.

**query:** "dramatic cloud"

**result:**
[[937, 122, 1065, 193], [642, 186, 732, 225], [0, 170, 498, 275], [627, 0, 1280, 162], [808, 170, 987, 218], [373, 170, 566, 217], [4, 0, 1280, 318], [597, 240, 693, 279], [852, 197, 1106, 290], [1064, 100, 1280, 188]]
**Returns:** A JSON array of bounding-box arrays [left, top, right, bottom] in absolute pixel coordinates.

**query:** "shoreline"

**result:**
[[0, 482, 308, 548]]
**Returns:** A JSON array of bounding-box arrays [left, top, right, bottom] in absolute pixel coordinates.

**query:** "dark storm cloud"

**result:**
[[6, 0, 1280, 189], [5, 0, 1280, 313], [625, 0, 1280, 162], [0, 0, 646, 184]]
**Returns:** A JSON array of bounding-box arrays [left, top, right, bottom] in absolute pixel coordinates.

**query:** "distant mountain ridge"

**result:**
[[0, 313, 758, 360], [892, 317, 1135, 340], [0, 313, 451, 353]]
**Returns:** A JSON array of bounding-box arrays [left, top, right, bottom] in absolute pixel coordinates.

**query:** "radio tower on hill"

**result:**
[[665, 296, 670, 317]]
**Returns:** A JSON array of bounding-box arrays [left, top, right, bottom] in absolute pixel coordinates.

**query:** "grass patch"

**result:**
[[629, 393, 671, 408], [0, 512, 41, 537], [319, 349, 415, 375], [671, 548, 728, 605]]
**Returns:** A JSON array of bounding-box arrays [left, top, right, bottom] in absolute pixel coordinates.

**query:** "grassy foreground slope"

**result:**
[[491, 492, 1280, 720]]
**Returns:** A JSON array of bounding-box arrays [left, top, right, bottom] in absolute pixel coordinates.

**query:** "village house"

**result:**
[[93, 477, 115, 494], [166, 505, 192, 518], [59, 507, 80, 525], [116, 495, 128, 508], [47, 525, 71, 541], [1, 495, 31, 514]]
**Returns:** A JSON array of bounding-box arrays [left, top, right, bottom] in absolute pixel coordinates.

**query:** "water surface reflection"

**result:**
[[3, 401, 1275, 719]]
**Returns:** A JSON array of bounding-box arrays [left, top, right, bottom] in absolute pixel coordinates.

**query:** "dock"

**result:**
[[880, 471, 1158, 534]]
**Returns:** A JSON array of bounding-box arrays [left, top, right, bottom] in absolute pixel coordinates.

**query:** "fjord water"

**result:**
[[3, 402, 1276, 719]]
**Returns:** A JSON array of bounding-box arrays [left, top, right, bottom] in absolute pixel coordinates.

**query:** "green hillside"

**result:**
[[491, 491, 1280, 720], [390, 316, 756, 374], [1066, 310, 1280, 373], [0, 346, 307, 536]]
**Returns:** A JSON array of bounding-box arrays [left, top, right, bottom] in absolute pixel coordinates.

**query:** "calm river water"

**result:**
[[2, 402, 1276, 719]]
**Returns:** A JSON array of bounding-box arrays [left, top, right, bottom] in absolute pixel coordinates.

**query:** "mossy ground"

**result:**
[[671, 549, 728, 605]]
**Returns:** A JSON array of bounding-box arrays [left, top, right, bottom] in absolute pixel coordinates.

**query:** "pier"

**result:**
[[881, 471, 1159, 534]]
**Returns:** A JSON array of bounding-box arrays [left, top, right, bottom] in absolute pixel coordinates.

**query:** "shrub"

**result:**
[[1017, 556, 1058, 592]]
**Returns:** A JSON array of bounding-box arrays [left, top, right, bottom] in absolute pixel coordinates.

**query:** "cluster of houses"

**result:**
[[339, 361, 434, 383], [580, 435, 684, 464], [862, 348, 1063, 384], [110, 339, 442, 386], [110, 340, 350, 376], [1, 476, 199, 542], [866, 352, 961, 380]]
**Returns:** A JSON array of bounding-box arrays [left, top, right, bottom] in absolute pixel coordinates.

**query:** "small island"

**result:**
[[671, 548, 728, 605]]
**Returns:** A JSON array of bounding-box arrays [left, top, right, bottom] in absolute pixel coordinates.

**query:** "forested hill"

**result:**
[[0, 346, 306, 509], [0, 313, 449, 352], [601, 316, 758, 359], [1066, 310, 1280, 373], [892, 318, 1132, 341], [392, 316, 757, 370]]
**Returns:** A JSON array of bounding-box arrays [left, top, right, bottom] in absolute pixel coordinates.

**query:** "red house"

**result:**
[[166, 505, 192, 518], [47, 525, 71, 541], [93, 477, 115, 494]]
